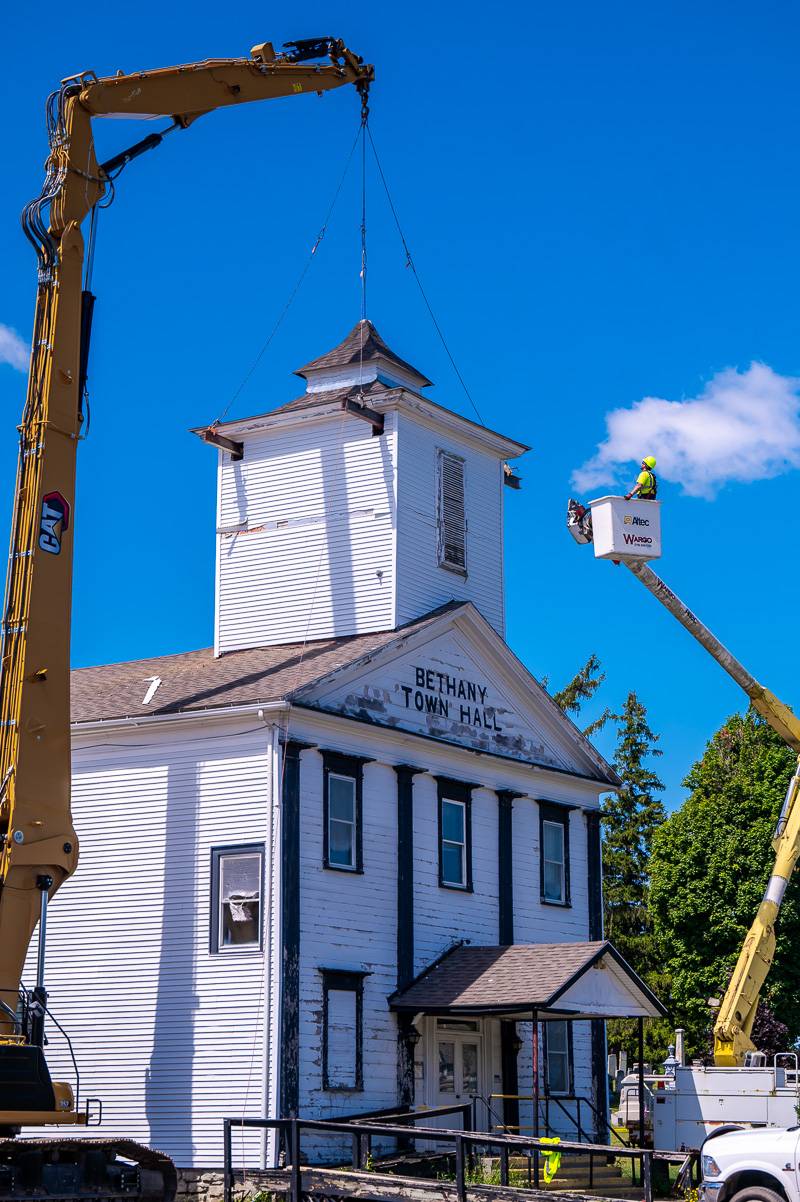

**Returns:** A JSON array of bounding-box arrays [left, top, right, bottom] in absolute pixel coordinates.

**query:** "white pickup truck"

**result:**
[[702, 1126, 800, 1202]]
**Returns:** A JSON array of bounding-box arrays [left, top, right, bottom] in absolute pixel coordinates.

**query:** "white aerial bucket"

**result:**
[[589, 496, 661, 561]]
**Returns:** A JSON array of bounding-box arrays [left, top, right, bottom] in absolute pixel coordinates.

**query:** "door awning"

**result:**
[[388, 941, 666, 1021]]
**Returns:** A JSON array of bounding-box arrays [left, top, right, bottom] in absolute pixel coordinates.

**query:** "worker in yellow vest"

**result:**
[[625, 456, 657, 501]]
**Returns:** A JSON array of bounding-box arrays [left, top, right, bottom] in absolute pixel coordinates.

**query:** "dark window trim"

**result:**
[[436, 776, 475, 892], [320, 968, 368, 1092], [586, 809, 603, 941], [322, 751, 369, 874], [539, 801, 571, 907], [209, 842, 265, 954], [542, 1018, 575, 1097]]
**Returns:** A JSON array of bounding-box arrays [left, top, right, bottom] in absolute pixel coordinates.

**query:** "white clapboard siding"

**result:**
[[395, 413, 505, 636], [413, 778, 501, 974], [22, 728, 274, 1168], [512, 803, 592, 944], [515, 1020, 595, 1138], [297, 755, 399, 1162], [216, 413, 398, 652]]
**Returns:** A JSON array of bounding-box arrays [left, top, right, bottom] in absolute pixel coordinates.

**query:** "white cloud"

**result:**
[[0, 324, 28, 372], [572, 363, 800, 499]]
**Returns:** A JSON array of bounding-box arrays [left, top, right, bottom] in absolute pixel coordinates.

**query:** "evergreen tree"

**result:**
[[553, 663, 669, 1058], [604, 693, 670, 1061], [650, 709, 800, 1059], [552, 654, 612, 737], [604, 693, 666, 969]]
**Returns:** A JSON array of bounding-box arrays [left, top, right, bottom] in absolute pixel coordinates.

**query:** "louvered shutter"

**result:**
[[437, 450, 467, 572]]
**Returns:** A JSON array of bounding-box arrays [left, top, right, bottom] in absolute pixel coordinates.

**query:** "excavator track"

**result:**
[[0, 1138, 176, 1202]]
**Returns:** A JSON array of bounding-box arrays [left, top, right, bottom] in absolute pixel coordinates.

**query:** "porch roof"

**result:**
[[388, 941, 666, 1021]]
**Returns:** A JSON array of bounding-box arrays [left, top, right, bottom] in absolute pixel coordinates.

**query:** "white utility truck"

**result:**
[[701, 1125, 800, 1202], [567, 493, 800, 1150]]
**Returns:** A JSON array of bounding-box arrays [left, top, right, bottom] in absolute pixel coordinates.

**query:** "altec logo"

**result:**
[[623, 515, 650, 527], [39, 492, 70, 555]]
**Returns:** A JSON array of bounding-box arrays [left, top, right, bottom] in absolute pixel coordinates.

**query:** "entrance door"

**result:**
[[435, 1019, 482, 1112]]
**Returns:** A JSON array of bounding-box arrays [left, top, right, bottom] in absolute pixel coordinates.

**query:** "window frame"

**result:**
[[543, 1019, 574, 1097], [437, 777, 474, 892], [209, 842, 265, 955], [538, 802, 572, 907], [320, 968, 366, 1092], [322, 752, 366, 874], [436, 449, 468, 577]]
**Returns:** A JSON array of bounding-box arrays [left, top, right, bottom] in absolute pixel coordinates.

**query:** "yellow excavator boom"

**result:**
[[0, 34, 371, 1170]]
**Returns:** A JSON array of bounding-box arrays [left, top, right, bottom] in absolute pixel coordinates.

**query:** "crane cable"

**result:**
[[365, 125, 486, 429], [213, 117, 364, 428], [358, 106, 368, 391], [239, 96, 373, 1170]]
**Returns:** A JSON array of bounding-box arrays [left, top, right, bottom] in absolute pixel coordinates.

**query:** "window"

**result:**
[[437, 777, 473, 890], [328, 774, 356, 869], [441, 800, 466, 886], [543, 821, 565, 902], [322, 752, 365, 873], [437, 450, 467, 575], [321, 969, 366, 1091], [539, 803, 572, 906], [544, 1020, 573, 1096], [210, 844, 264, 953]]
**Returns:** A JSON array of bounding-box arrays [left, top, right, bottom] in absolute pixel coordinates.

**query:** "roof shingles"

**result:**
[[70, 605, 460, 724], [389, 942, 666, 1018], [295, 318, 431, 386]]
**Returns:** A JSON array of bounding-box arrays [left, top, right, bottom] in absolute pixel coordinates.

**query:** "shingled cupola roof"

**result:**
[[295, 318, 432, 394]]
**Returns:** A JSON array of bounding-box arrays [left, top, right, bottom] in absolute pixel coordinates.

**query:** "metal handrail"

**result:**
[[470, 1091, 512, 1134], [222, 1113, 699, 1202], [490, 1090, 631, 1148]]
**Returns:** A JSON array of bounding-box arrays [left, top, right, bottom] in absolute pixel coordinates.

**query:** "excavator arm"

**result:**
[[0, 36, 372, 1132], [622, 560, 800, 1065]]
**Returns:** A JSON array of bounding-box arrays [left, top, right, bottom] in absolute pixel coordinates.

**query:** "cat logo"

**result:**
[[39, 491, 70, 555]]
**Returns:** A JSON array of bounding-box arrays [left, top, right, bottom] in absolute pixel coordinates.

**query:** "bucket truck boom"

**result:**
[[566, 498, 800, 1068]]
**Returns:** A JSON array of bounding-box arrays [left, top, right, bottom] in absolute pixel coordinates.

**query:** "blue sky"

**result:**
[[3, 0, 800, 806]]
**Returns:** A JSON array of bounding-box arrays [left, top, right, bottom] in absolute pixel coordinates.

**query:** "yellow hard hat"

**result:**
[[642, 455, 656, 469]]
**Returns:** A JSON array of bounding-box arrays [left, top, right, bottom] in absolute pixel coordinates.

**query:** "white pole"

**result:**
[[624, 559, 800, 753]]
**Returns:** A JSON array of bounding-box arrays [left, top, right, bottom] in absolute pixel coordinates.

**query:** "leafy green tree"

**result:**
[[650, 709, 800, 1058]]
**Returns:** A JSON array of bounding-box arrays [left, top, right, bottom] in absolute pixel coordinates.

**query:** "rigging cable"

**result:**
[[238, 99, 373, 1170], [213, 120, 363, 427], [358, 108, 368, 392], [366, 125, 486, 428]]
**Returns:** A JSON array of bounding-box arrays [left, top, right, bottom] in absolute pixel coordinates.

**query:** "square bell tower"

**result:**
[[195, 321, 528, 654]]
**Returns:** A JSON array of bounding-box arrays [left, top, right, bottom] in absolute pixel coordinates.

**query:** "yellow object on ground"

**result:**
[[540, 1137, 562, 1184]]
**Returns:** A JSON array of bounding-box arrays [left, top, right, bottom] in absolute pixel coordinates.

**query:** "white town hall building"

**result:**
[[24, 320, 663, 1170]]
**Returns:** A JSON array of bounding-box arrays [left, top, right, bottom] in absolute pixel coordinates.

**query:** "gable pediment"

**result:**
[[295, 605, 616, 785]]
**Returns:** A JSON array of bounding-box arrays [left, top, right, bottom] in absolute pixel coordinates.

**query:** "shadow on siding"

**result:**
[[145, 757, 199, 1162]]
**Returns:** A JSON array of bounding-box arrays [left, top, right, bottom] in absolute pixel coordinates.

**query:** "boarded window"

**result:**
[[211, 844, 264, 953], [437, 450, 467, 573], [322, 969, 365, 1091]]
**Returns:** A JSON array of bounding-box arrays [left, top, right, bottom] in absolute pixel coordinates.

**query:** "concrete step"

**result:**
[[505, 1161, 625, 1178]]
